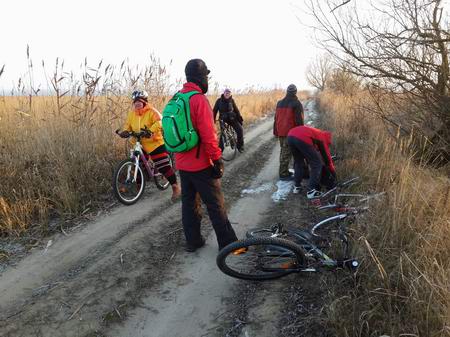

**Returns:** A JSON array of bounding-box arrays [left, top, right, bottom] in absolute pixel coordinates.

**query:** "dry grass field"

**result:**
[[0, 90, 282, 236], [316, 90, 450, 336]]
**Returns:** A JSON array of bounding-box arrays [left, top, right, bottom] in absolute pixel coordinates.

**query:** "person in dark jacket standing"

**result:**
[[175, 59, 238, 252], [213, 88, 244, 152], [273, 84, 304, 180]]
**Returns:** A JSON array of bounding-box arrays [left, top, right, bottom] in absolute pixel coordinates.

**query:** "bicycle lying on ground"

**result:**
[[113, 129, 171, 205], [216, 200, 375, 281], [310, 176, 360, 205], [218, 119, 238, 161]]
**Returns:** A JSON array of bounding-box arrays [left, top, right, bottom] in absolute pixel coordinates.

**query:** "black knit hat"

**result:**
[[185, 59, 210, 78], [287, 84, 297, 94], [185, 59, 210, 94]]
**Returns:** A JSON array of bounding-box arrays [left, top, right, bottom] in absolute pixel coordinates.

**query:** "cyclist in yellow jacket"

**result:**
[[118, 90, 180, 200]]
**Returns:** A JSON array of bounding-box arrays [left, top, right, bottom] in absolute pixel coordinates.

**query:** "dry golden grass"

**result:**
[[207, 90, 285, 124], [0, 90, 280, 236], [317, 90, 450, 336]]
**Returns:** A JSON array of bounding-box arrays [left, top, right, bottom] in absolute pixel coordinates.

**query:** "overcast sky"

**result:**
[[0, 0, 323, 92], [2, 0, 449, 93]]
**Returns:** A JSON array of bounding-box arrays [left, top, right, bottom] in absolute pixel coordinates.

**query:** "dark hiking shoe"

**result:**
[[184, 237, 206, 252]]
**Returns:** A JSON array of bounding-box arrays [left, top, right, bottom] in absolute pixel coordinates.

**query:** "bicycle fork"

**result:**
[[126, 155, 140, 183]]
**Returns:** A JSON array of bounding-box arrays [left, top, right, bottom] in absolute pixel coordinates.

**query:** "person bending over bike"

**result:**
[[287, 125, 336, 198], [118, 90, 181, 201], [213, 88, 244, 153]]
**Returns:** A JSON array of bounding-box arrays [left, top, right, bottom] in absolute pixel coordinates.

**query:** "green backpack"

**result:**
[[162, 91, 200, 153]]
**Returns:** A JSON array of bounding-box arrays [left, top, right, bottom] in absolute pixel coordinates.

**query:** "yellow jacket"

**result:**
[[122, 105, 164, 154]]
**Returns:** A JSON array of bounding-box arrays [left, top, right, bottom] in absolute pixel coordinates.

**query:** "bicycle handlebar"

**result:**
[[115, 128, 153, 139]]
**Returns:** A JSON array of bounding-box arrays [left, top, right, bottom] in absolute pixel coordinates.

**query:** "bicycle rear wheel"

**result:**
[[246, 226, 308, 242], [113, 159, 146, 205], [217, 237, 306, 281], [221, 128, 237, 161]]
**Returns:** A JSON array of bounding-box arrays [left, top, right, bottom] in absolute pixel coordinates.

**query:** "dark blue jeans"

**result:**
[[179, 168, 238, 250], [287, 136, 323, 190]]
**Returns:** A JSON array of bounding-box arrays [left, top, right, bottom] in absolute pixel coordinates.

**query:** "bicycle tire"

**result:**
[[221, 127, 237, 161], [113, 159, 146, 205], [217, 237, 306, 281], [246, 226, 308, 241]]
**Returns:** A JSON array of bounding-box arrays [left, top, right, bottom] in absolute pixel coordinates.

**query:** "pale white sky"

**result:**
[[0, 0, 320, 92]]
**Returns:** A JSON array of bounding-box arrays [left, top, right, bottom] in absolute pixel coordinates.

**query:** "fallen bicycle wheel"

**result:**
[[217, 237, 306, 281]]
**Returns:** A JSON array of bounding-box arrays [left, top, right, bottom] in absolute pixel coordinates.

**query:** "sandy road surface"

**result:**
[[0, 117, 285, 337]]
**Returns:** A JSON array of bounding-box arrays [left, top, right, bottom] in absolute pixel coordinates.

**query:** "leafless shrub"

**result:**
[[307, 0, 450, 162]]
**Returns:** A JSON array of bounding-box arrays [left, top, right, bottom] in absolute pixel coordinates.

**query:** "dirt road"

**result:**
[[0, 117, 284, 337]]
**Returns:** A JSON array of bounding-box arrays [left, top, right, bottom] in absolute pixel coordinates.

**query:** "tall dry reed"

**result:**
[[0, 57, 280, 236], [317, 90, 450, 336]]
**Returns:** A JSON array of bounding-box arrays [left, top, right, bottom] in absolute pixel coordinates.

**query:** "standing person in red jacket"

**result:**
[[175, 59, 238, 252], [273, 84, 304, 180], [287, 125, 337, 198]]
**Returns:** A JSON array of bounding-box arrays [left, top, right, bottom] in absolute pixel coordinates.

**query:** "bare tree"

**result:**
[[307, 0, 450, 159], [306, 55, 334, 91]]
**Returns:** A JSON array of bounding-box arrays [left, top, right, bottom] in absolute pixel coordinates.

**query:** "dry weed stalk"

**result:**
[[316, 89, 450, 336]]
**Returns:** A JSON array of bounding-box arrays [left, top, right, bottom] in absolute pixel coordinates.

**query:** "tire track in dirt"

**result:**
[[107, 135, 281, 337]]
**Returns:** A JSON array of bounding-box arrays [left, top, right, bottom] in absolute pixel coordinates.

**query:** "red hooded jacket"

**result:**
[[288, 125, 335, 173], [174, 82, 222, 172]]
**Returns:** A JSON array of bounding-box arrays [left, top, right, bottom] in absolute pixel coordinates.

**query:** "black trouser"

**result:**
[[287, 136, 323, 190], [179, 168, 238, 250], [220, 118, 244, 150]]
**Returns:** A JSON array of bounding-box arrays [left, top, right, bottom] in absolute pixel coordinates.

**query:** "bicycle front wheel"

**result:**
[[113, 159, 146, 205], [221, 128, 237, 161], [217, 237, 306, 281]]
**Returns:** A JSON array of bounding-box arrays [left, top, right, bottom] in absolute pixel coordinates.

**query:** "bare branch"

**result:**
[[330, 0, 351, 13]]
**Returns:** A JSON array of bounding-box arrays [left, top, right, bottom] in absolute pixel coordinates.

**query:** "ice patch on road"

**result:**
[[271, 180, 295, 202], [304, 100, 319, 126], [241, 182, 273, 196]]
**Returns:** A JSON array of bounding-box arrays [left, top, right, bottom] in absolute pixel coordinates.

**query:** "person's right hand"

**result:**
[[211, 159, 224, 179], [117, 130, 130, 139]]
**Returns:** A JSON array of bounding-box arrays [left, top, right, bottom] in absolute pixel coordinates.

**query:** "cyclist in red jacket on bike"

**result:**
[[175, 59, 238, 253], [287, 125, 336, 198]]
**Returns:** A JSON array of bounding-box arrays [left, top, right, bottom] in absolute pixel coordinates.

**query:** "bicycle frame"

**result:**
[[257, 210, 361, 273], [219, 120, 234, 146], [126, 138, 158, 183]]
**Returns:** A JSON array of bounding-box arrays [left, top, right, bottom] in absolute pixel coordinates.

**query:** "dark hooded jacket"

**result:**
[[273, 93, 304, 136], [213, 95, 243, 124]]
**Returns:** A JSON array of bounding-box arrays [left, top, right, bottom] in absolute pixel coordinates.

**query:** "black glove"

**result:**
[[117, 130, 130, 139], [211, 159, 224, 179], [141, 129, 152, 138]]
